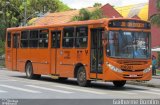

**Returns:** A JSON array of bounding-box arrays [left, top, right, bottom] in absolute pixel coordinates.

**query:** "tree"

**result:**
[[150, 0, 160, 26], [0, 0, 70, 56], [71, 8, 105, 21], [0, 0, 70, 40], [0, 40, 5, 56], [90, 8, 104, 19], [93, 3, 102, 7]]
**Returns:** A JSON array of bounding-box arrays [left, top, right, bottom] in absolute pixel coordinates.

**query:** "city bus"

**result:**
[[5, 18, 152, 87]]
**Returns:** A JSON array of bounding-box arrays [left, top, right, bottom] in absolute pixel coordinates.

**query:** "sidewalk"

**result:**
[[152, 75, 160, 79], [127, 75, 160, 88]]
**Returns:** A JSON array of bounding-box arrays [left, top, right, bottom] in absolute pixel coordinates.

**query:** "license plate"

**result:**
[[129, 75, 137, 77]]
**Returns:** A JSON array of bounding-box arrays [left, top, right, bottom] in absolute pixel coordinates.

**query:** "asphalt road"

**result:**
[[0, 68, 160, 99]]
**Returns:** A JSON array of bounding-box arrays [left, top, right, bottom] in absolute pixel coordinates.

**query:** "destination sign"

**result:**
[[108, 20, 151, 29]]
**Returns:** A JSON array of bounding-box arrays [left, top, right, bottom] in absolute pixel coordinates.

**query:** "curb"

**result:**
[[0, 67, 6, 70], [127, 81, 160, 88], [152, 76, 160, 79]]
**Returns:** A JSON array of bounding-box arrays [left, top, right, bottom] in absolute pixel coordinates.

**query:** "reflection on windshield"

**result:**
[[107, 31, 151, 59]]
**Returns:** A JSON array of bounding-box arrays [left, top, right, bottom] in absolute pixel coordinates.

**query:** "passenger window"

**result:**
[[76, 26, 88, 48], [39, 29, 48, 48], [21, 31, 29, 48], [29, 30, 38, 48], [7, 32, 11, 48], [63, 27, 74, 48]]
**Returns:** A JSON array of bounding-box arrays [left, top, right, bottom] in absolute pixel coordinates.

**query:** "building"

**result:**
[[29, 4, 122, 26], [149, 0, 160, 50], [115, 3, 148, 21], [29, 3, 149, 26]]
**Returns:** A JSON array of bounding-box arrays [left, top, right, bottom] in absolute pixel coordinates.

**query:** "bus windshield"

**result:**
[[106, 31, 151, 59]]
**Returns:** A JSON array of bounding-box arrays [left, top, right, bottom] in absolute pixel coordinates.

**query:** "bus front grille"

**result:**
[[122, 69, 144, 72]]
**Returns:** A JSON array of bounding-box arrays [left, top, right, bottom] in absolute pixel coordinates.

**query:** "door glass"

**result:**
[[51, 31, 61, 48], [13, 34, 19, 48], [7, 33, 11, 48], [91, 28, 104, 73]]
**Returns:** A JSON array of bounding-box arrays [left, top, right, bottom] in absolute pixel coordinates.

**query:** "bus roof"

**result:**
[[7, 18, 149, 32]]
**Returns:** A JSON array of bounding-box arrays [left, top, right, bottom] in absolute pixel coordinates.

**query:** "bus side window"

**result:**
[[39, 29, 48, 48], [29, 30, 39, 48], [7, 32, 11, 48], [63, 27, 74, 48], [76, 26, 88, 48], [21, 31, 29, 48]]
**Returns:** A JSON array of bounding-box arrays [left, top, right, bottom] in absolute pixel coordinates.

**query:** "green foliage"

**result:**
[[156, 0, 160, 10], [79, 8, 91, 20], [71, 8, 105, 21], [0, 0, 70, 41], [90, 8, 104, 19], [93, 3, 102, 7], [0, 40, 5, 56], [28, 0, 70, 13], [150, 0, 160, 26], [150, 14, 160, 26]]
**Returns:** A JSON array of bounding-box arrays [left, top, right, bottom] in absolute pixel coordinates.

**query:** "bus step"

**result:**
[[50, 75, 59, 79], [90, 78, 103, 81]]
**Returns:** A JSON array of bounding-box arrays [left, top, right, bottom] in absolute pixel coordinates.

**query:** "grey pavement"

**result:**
[[127, 75, 160, 88], [1, 67, 160, 89], [0, 68, 160, 100]]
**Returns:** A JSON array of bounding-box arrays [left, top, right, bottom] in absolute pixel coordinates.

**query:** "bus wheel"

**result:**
[[113, 81, 126, 88], [25, 62, 41, 79], [77, 66, 90, 87]]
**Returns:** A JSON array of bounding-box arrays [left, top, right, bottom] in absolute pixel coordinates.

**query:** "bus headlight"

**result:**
[[106, 63, 123, 73], [143, 67, 151, 73]]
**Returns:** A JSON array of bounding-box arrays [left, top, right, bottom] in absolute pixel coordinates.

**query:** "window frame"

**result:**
[[21, 30, 29, 48], [75, 26, 88, 48], [38, 29, 49, 48], [62, 27, 75, 48], [29, 30, 39, 48]]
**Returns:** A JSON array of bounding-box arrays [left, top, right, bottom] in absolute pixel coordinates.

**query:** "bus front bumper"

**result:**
[[103, 69, 152, 81]]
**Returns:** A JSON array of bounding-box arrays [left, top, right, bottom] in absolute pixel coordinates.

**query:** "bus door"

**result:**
[[12, 33, 20, 70], [90, 28, 104, 78], [6, 32, 12, 70], [51, 30, 61, 74]]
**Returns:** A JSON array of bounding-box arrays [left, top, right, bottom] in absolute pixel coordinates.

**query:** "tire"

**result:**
[[77, 66, 90, 87], [25, 62, 41, 79], [113, 81, 126, 88]]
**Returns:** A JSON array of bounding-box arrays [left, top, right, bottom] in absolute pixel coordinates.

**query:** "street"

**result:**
[[0, 68, 160, 99]]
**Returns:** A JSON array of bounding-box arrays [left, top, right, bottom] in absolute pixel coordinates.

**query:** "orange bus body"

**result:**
[[5, 18, 152, 87]]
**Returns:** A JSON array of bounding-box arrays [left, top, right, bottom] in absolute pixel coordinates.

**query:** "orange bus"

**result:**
[[5, 18, 152, 87]]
